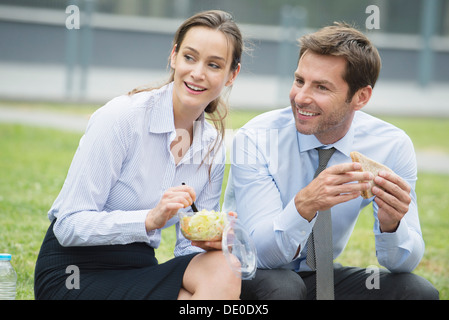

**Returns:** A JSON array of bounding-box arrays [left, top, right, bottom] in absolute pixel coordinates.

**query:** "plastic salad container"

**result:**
[[179, 209, 226, 241], [179, 210, 257, 280]]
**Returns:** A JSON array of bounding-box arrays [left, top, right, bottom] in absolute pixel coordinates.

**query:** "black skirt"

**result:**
[[34, 220, 198, 300]]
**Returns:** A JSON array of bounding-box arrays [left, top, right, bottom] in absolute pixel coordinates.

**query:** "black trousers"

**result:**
[[240, 264, 439, 300]]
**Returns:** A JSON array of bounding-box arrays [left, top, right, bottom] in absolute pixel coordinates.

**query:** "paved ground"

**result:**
[[1, 62, 449, 115], [1, 105, 448, 175]]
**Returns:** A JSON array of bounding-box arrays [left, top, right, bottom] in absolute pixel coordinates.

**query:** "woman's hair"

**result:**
[[129, 10, 244, 175], [298, 22, 381, 101]]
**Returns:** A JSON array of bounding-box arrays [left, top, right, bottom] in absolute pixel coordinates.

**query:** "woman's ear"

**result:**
[[225, 63, 241, 86], [170, 45, 178, 69]]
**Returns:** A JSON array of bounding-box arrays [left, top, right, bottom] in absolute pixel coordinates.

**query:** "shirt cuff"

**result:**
[[374, 217, 417, 265], [374, 218, 408, 249], [120, 209, 160, 246], [273, 199, 315, 254]]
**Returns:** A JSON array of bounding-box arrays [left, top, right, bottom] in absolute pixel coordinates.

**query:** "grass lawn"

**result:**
[[0, 104, 448, 300]]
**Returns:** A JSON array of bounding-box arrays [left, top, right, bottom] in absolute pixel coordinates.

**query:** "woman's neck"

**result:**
[[171, 104, 204, 165]]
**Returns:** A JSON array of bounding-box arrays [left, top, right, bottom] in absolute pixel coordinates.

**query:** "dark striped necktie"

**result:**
[[306, 147, 336, 300]]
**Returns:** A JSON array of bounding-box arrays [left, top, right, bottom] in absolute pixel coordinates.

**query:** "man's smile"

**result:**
[[296, 106, 321, 119]]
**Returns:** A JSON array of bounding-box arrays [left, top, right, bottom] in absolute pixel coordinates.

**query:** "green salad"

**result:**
[[180, 209, 227, 241]]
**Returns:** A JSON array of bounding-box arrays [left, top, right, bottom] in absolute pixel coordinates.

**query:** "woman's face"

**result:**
[[170, 26, 240, 114]]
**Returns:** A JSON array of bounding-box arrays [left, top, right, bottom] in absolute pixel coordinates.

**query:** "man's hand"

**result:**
[[372, 170, 412, 232], [294, 162, 373, 221]]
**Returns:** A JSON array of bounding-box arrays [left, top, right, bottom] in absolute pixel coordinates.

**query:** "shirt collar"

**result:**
[[148, 82, 176, 134], [147, 82, 217, 155], [297, 121, 354, 157]]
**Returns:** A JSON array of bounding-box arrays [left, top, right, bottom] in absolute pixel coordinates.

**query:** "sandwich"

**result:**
[[350, 151, 394, 199]]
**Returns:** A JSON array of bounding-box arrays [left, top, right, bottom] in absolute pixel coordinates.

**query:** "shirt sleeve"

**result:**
[[50, 103, 157, 247], [227, 129, 314, 269], [373, 135, 424, 272]]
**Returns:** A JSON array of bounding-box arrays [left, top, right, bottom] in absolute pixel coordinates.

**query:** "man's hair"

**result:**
[[298, 22, 381, 101]]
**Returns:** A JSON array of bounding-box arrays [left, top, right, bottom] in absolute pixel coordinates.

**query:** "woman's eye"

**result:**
[[209, 63, 220, 69], [184, 55, 194, 62]]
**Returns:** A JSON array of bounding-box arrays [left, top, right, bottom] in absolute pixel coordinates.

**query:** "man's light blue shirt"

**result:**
[[224, 106, 423, 273]]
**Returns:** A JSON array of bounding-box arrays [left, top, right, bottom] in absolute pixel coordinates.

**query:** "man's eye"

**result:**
[[318, 85, 328, 91]]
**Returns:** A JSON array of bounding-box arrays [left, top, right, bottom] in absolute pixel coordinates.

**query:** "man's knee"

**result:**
[[400, 273, 439, 300], [380, 271, 439, 300], [241, 269, 306, 300]]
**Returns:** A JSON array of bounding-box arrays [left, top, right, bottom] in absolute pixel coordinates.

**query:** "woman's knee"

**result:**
[[183, 251, 241, 299], [204, 251, 241, 286]]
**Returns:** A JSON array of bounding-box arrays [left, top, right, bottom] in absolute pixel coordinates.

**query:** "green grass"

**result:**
[[381, 116, 449, 153], [0, 124, 82, 299], [336, 173, 449, 299], [0, 104, 448, 300]]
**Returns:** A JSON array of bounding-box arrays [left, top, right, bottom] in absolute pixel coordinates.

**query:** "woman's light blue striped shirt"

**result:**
[[48, 82, 225, 257]]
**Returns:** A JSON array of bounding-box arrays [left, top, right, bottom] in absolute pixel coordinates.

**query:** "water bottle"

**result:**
[[0, 253, 17, 300]]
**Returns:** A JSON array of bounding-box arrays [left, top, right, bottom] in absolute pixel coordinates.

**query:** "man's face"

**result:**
[[289, 51, 358, 144]]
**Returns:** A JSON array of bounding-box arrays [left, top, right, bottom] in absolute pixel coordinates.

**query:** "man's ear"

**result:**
[[170, 45, 178, 69], [352, 85, 373, 111]]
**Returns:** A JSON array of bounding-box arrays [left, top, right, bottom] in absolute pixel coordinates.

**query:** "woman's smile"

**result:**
[[184, 81, 207, 94]]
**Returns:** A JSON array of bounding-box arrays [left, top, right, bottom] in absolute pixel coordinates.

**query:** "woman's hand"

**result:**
[[191, 240, 222, 251], [145, 185, 196, 232]]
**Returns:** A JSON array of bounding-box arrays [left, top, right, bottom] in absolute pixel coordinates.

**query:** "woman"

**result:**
[[34, 10, 242, 300]]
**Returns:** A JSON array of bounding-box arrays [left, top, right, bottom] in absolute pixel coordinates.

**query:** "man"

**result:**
[[224, 23, 438, 300]]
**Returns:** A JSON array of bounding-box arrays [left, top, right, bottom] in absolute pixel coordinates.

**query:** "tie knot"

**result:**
[[317, 147, 336, 167], [314, 147, 336, 178]]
